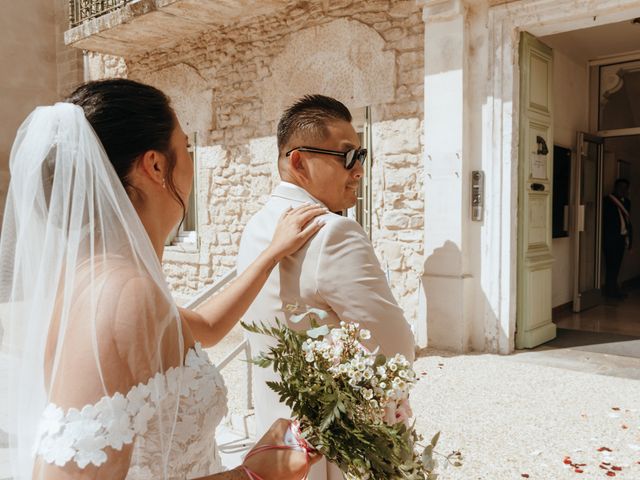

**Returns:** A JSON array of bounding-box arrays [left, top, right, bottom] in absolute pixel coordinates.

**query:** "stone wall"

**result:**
[[95, 0, 425, 327], [54, 0, 84, 98], [0, 0, 82, 226]]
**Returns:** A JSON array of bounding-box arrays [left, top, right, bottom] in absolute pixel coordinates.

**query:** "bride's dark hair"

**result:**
[[66, 78, 186, 217]]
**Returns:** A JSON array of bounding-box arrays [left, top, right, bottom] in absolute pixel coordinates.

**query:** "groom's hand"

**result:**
[[241, 418, 321, 480]]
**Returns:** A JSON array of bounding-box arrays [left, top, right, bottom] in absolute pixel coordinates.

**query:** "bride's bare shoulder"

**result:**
[[72, 255, 173, 332]]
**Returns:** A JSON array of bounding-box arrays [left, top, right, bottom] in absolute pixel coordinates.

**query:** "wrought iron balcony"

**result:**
[[64, 0, 286, 57], [69, 0, 131, 27]]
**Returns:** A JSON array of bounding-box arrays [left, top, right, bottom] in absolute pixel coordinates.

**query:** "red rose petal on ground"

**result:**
[[612, 407, 620, 411], [606, 472, 616, 477], [521, 474, 530, 478], [611, 466, 622, 471], [564, 458, 573, 464], [621, 424, 628, 429], [574, 468, 584, 473]]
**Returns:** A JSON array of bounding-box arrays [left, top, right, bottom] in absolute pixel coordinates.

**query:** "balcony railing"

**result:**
[[64, 0, 287, 57], [68, 0, 131, 27]]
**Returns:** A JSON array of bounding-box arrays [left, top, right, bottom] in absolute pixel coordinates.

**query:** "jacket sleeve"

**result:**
[[315, 217, 415, 361]]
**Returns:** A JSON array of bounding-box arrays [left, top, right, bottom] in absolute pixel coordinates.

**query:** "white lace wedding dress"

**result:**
[[35, 343, 228, 479]]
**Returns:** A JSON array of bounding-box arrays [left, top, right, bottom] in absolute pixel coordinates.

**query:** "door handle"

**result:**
[[578, 205, 585, 232]]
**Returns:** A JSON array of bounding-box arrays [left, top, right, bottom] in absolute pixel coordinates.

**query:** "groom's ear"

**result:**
[[286, 149, 310, 183]]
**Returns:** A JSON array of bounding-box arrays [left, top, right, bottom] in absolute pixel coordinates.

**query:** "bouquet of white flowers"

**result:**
[[243, 310, 461, 480]]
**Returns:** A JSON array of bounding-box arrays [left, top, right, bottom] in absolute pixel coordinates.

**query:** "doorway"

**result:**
[[540, 21, 640, 342]]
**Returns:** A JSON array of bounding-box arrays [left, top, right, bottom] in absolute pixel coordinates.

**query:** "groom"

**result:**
[[237, 94, 415, 480]]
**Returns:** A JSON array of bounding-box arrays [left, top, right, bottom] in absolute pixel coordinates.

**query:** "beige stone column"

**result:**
[[420, 0, 474, 352]]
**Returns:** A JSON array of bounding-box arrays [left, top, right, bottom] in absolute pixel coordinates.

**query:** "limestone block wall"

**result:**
[[93, 0, 425, 327]]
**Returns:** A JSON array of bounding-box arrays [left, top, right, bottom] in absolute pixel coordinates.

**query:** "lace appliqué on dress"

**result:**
[[36, 343, 228, 475]]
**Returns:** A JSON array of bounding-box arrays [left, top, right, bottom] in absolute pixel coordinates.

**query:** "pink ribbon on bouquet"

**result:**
[[239, 421, 314, 480]]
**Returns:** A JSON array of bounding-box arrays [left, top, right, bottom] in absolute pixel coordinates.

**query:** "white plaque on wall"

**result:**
[[531, 153, 547, 179]]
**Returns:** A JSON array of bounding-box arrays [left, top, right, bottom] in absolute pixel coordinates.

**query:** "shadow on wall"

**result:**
[[422, 240, 465, 352], [421, 240, 510, 354]]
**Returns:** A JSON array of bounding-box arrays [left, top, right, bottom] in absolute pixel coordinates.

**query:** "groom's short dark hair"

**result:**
[[277, 94, 352, 160]]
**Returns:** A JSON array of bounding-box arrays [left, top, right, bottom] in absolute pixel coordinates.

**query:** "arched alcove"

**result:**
[[261, 18, 395, 121]]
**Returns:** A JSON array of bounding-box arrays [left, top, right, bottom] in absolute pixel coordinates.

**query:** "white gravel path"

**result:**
[[207, 325, 640, 480], [411, 351, 640, 480], [4, 324, 634, 479]]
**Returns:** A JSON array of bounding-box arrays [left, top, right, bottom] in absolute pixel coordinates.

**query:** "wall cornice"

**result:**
[[418, 0, 465, 22]]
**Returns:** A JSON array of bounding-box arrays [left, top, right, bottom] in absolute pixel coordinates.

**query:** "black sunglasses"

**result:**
[[285, 146, 368, 170]]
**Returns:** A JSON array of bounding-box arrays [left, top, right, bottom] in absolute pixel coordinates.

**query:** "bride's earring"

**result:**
[[162, 179, 166, 189]]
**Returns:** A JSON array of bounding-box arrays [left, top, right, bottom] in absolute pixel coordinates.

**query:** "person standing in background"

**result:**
[[603, 178, 632, 299]]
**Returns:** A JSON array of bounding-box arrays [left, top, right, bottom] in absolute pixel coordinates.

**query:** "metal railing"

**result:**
[[68, 0, 131, 27], [184, 269, 254, 411]]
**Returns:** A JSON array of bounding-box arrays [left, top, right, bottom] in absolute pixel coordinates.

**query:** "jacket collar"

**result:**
[[272, 182, 327, 207]]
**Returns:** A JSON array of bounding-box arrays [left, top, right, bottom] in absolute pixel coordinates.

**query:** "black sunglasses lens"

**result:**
[[343, 150, 353, 169], [345, 149, 367, 169]]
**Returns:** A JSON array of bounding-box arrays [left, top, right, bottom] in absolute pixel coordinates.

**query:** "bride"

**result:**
[[0, 79, 325, 479]]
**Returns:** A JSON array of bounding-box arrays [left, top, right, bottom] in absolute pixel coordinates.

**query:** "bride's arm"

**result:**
[[197, 470, 249, 479], [181, 204, 326, 347]]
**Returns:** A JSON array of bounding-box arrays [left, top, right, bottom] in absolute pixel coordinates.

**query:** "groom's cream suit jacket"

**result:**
[[237, 182, 415, 480]]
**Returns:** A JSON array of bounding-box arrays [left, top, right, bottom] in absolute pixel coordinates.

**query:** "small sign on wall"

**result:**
[[531, 152, 547, 179]]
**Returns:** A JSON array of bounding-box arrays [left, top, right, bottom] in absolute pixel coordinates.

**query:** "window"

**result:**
[[599, 59, 640, 132], [166, 133, 199, 250], [347, 106, 373, 239]]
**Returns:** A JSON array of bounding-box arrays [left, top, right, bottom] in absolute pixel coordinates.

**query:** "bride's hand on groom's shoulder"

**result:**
[[240, 418, 321, 480], [267, 204, 328, 261]]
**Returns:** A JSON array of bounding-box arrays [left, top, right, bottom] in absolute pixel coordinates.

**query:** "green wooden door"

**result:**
[[516, 32, 557, 349]]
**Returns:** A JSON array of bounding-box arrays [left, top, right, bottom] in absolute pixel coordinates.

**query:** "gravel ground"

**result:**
[[1, 323, 637, 479], [205, 324, 253, 417], [410, 351, 639, 480], [207, 324, 640, 480]]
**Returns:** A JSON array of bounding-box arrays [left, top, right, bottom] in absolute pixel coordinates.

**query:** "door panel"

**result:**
[[516, 32, 556, 349], [529, 53, 551, 114], [527, 268, 553, 330], [528, 194, 551, 245], [572, 132, 604, 312]]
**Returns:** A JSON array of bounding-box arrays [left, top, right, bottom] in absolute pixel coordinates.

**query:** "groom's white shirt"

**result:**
[[237, 181, 415, 480]]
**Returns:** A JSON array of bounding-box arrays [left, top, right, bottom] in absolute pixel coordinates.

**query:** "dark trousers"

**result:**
[[603, 235, 626, 294]]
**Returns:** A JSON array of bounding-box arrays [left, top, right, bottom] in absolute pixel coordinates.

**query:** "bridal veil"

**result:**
[[0, 103, 185, 478]]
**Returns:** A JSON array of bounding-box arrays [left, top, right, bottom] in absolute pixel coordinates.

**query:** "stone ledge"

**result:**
[[163, 246, 200, 263], [64, 0, 287, 57]]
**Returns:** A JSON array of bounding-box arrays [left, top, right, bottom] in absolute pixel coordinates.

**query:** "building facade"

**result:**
[[5, 0, 640, 354], [78, 0, 429, 343], [0, 0, 83, 225]]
